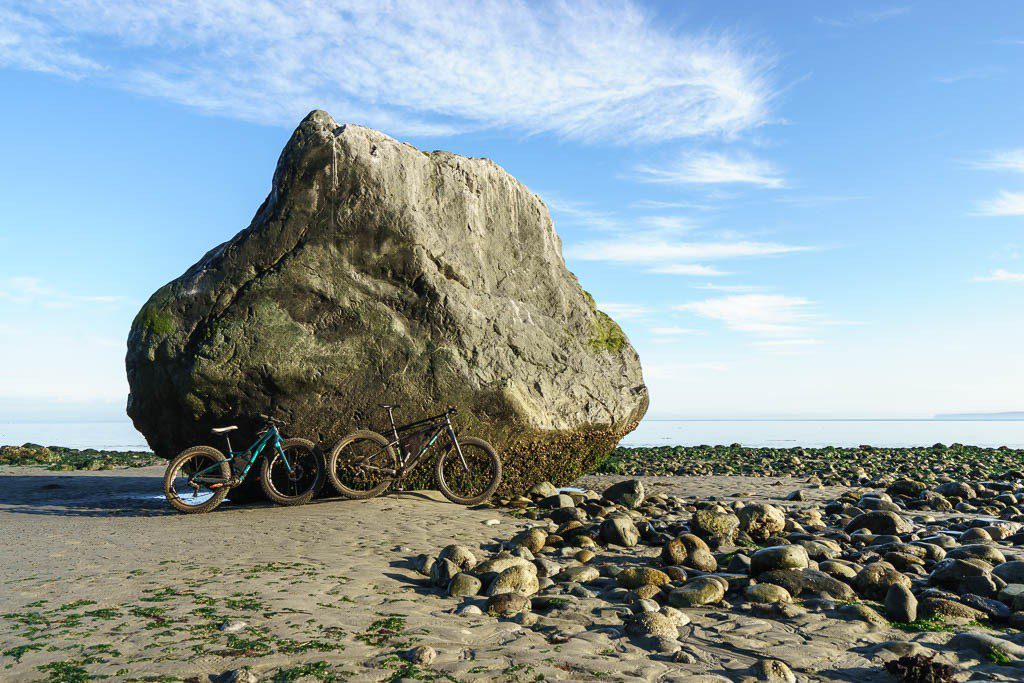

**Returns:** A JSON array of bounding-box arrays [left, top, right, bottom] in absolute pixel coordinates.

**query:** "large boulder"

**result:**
[[125, 111, 647, 493]]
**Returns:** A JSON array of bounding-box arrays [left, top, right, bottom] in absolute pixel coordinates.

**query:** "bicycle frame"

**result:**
[[373, 408, 468, 478], [192, 425, 292, 486]]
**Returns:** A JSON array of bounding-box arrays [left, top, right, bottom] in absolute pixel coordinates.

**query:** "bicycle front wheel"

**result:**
[[435, 436, 502, 505], [327, 430, 397, 499], [260, 438, 325, 506], [164, 446, 231, 514]]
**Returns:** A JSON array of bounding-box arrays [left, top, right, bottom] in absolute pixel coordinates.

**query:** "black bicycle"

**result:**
[[163, 414, 324, 514], [326, 405, 502, 505]]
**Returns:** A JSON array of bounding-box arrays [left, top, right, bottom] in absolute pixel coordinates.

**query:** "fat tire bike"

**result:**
[[327, 405, 501, 505], [163, 415, 324, 514]]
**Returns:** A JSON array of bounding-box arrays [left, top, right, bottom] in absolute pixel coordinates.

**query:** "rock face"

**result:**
[[125, 111, 647, 493]]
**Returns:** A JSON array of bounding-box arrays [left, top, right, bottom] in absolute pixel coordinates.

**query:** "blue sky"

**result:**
[[0, 1, 1022, 421]]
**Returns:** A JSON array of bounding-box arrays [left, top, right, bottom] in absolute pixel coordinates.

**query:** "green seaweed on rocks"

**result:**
[[598, 443, 1024, 483], [0, 443, 161, 470]]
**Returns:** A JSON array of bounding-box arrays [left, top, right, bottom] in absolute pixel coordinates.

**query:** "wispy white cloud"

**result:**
[[693, 283, 762, 292], [630, 199, 717, 212], [772, 194, 862, 207], [650, 326, 703, 336], [545, 195, 700, 235], [753, 338, 822, 347], [634, 151, 785, 188], [569, 238, 810, 264], [641, 216, 697, 233], [2, 1, 775, 143], [674, 294, 816, 338], [0, 7, 101, 77], [968, 149, 1024, 173], [816, 6, 910, 29], [643, 361, 729, 378], [973, 190, 1024, 216], [595, 302, 651, 320], [974, 269, 1024, 283], [934, 67, 1002, 85], [0, 276, 122, 308], [543, 194, 623, 232], [648, 264, 727, 276]]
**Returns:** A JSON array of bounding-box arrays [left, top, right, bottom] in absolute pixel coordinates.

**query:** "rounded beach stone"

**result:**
[[486, 592, 531, 617], [918, 597, 985, 623], [750, 545, 809, 576], [661, 605, 691, 627], [993, 560, 1024, 584], [745, 583, 792, 604], [855, 562, 911, 602], [884, 583, 917, 623], [603, 479, 646, 508], [662, 537, 688, 566], [758, 569, 856, 601], [437, 544, 478, 571], [635, 584, 661, 600], [488, 563, 539, 596], [528, 481, 558, 499], [600, 514, 640, 547], [946, 544, 1005, 565], [511, 528, 547, 553], [737, 503, 787, 541], [669, 577, 725, 607], [431, 558, 460, 586], [691, 509, 740, 542], [844, 511, 912, 535], [557, 565, 600, 584], [751, 659, 796, 683], [448, 572, 482, 598], [959, 527, 992, 543], [540, 493, 575, 509], [625, 611, 679, 639], [687, 548, 718, 572], [474, 553, 532, 576], [617, 567, 671, 589], [819, 560, 858, 581], [929, 558, 992, 587], [664, 566, 689, 583]]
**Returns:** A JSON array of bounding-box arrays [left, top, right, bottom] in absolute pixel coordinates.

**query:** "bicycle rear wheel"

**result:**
[[435, 436, 502, 505], [164, 446, 231, 514], [327, 430, 397, 499], [260, 438, 325, 506]]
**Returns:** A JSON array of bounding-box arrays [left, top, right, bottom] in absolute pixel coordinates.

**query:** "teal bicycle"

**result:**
[[163, 415, 324, 514]]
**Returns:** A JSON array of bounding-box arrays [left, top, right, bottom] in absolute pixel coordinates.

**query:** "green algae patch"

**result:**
[[589, 311, 627, 353]]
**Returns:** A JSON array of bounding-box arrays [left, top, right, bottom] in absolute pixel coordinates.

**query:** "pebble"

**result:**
[[223, 669, 259, 683], [405, 645, 436, 666], [218, 620, 248, 633]]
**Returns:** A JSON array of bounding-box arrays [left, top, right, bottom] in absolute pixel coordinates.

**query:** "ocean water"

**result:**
[[3, 418, 1024, 452], [620, 419, 1024, 449]]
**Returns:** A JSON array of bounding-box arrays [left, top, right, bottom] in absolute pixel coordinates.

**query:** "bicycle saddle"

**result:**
[[211, 425, 238, 434]]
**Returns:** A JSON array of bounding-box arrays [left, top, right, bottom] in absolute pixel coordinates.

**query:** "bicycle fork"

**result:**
[[274, 439, 294, 473], [446, 416, 470, 472]]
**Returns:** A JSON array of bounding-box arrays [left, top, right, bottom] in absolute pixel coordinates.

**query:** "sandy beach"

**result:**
[[5, 467, 1020, 681]]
